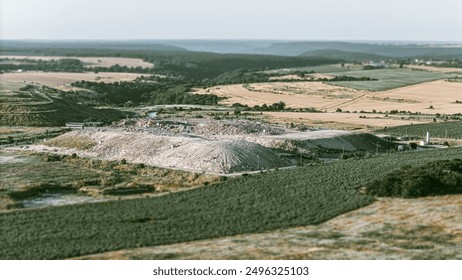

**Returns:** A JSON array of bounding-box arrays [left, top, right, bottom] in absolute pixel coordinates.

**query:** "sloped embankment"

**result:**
[[0, 84, 125, 126], [249, 130, 396, 154]]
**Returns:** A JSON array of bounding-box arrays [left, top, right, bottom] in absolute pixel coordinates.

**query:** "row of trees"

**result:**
[[70, 80, 220, 106]]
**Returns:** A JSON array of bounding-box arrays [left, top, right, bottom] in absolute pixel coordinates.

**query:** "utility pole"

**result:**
[[376, 141, 379, 155], [257, 155, 260, 170]]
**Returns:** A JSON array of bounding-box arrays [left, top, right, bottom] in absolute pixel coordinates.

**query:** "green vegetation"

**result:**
[[301, 49, 388, 62], [0, 58, 86, 72], [0, 58, 153, 74], [365, 159, 462, 198], [0, 150, 218, 206], [0, 127, 69, 146], [377, 121, 462, 139], [257, 41, 462, 58], [70, 81, 220, 106], [326, 69, 449, 91], [321, 75, 377, 82], [0, 44, 343, 81], [3, 147, 462, 259], [231, 101, 287, 112]]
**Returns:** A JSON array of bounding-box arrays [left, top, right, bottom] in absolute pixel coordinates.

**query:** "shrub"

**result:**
[[42, 154, 63, 162], [364, 159, 462, 198]]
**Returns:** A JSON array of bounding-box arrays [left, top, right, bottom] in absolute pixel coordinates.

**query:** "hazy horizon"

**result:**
[[1, 0, 461, 41]]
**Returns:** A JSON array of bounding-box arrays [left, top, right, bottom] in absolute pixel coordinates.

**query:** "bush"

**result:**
[[364, 159, 462, 198], [42, 154, 64, 162]]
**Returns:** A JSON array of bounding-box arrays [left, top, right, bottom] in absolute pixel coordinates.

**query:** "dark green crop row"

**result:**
[[2, 148, 462, 259]]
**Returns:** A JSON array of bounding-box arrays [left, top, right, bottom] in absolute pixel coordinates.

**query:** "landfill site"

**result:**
[[26, 118, 395, 174]]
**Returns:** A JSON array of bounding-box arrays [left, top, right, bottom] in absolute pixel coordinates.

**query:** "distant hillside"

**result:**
[[0, 82, 127, 126], [143, 40, 278, 53], [0, 40, 188, 56], [300, 49, 388, 62], [255, 41, 462, 58]]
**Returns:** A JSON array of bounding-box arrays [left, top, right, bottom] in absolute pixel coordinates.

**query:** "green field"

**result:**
[[287, 64, 356, 74], [2, 147, 462, 259], [326, 68, 449, 91], [376, 121, 462, 140]]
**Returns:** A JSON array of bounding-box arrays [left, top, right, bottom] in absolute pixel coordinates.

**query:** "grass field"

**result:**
[[265, 64, 360, 75], [2, 147, 462, 259], [79, 195, 462, 260], [326, 69, 450, 91], [376, 121, 462, 140]]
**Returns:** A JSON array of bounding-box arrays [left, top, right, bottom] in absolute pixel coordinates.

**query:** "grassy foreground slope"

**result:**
[[2, 148, 462, 259]]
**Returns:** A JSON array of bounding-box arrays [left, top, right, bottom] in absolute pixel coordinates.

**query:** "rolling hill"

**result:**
[[255, 41, 462, 58], [300, 49, 388, 62]]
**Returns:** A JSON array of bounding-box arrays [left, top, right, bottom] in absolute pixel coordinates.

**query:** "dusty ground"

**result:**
[[0, 71, 145, 88], [0, 55, 154, 68], [75, 195, 462, 260]]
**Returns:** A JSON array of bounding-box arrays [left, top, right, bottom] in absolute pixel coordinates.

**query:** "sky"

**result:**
[[1, 0, 462, 41]]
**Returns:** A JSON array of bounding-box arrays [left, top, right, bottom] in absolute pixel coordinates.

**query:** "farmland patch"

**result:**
[[2, 147, 462, 259]]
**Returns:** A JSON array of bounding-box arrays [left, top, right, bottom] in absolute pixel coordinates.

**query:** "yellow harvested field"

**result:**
[[0, 71, 144, 88], [0, 55, 154, 68], [341, 80, 462, 115], [261, 112, 429, 129], [196, 82, 362, 109], [197, 80, 462, 115]]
